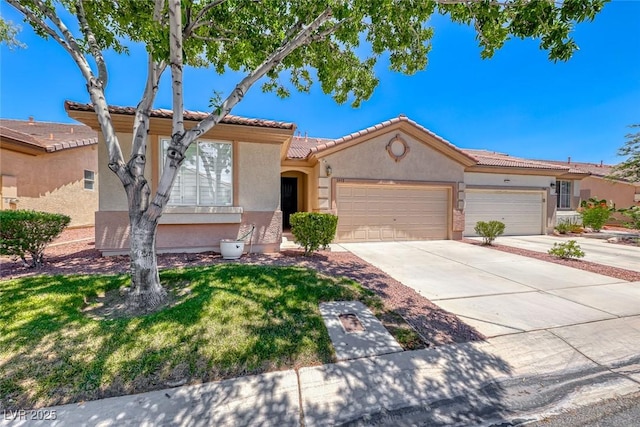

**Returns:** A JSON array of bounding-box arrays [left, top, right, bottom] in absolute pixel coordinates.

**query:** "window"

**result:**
[[556, 180, 571, 209], [84, 170, 95, 190], [161, 139, 233, 206]]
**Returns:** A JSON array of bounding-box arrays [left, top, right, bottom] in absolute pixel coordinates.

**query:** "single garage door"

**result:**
[[336, 183, 449, 242], [464, 190, 545, 236]]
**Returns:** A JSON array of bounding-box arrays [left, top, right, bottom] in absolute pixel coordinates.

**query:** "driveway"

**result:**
[[340, 241, 640, 337], [488, 235, 640, 272]]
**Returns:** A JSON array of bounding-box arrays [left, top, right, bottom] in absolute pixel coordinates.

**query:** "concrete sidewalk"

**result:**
[[8, 316, 640, 427]]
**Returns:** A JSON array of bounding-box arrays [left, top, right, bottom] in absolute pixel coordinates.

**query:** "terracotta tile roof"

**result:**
[[308, 115, 475, 162], [462, 149, 579, 172], [535, 159, 617, 177], [288, 136, 334, 159], [65, 101, 296, 130], [0, 118, 98, 152]]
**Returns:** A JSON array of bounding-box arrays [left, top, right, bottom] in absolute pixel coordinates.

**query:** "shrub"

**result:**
[[618, 206, 640, 230], [548, 240, 585, 260], [289, 212, 338, 255], [555, 217, 583, 234], [0, 210, 71, 267], [555, 222, 571, 234], [474, 220, 505, 245], [578, 197, 613, 232]]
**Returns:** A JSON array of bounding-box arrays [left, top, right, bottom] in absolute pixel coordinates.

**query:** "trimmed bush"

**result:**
[[474, 220, 505, 245], [548, 240, 585, 260], [0, 210, 71, 267], [289, 212, 338, 256], [578, 197, 612, 232]]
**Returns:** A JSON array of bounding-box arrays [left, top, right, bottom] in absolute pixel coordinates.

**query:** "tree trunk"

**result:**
[[127, 217, 166, 311]]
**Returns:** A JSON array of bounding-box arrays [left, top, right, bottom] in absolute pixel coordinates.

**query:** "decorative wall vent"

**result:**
[[386, 134, 409, 162]]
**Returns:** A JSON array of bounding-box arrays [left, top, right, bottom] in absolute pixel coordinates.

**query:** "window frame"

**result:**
[[160, 138, 233, 207], [83, 170, 95, 191]]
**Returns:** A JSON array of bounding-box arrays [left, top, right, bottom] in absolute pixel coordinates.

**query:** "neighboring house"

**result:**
[[283, 115, 588, 241], [539, 158, 640, 209], [537, 158, 640, 224], [66, 101, 295, 255], [0, 117, 98, 227]]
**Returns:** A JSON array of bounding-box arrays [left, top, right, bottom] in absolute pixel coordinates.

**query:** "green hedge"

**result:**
[[0, 210, 70, 267], [289, 212, 338, 255]]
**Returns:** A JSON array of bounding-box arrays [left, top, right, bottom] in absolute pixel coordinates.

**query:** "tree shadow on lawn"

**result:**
[[0, 264, 367, 410]]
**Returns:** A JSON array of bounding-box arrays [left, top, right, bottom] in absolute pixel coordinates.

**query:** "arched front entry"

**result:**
[[281, 170, 309, 229]]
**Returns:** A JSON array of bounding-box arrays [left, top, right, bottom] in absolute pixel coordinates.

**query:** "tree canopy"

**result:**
[[611, 124, 640, 183]]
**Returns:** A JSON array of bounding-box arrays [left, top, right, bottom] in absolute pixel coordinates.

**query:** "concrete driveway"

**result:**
[[488, 235, 640, 272], [340, 241, 640, 337]]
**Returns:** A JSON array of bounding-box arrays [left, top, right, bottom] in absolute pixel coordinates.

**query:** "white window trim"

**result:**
[[556, 180, 572, 210], [84, 170, 95, 191], [160, 137, 233, 207]]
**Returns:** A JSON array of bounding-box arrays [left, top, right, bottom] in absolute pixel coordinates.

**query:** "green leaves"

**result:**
[[611, 124, 640, 183], [440, 0, 608, 61]]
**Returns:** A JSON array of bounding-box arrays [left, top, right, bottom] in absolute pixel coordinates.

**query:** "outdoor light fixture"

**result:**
[[550, 182, 556, 188], [503, 179, 511, 183], [325, 164, 332, 177]]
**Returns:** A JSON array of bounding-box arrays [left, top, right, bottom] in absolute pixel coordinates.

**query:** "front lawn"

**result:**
[[0, 264, 413, 409]]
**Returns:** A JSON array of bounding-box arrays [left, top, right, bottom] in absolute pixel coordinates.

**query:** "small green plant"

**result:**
[[555, 217, 583, 234], [618, 206, 640, 230], [578, 197, 613, 231], [555, 222, 571, 234], [0, 209, 70, 267], [548, 240, 585, 260], [474, 220, 505, 245], [289, 212, 338, 255]]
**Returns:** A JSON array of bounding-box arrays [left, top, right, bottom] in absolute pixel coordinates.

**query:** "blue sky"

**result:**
[[1, 1, 638, 164]]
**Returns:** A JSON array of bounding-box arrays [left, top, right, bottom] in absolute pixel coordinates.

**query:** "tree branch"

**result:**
[[183, 0, 227, 38], [76, 0, 108, 87], [7, 0, 126, 175], [168, 0, 184, 136]]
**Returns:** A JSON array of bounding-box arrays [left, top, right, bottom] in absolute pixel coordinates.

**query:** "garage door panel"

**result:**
[[464, 190, 544, 237], [336, 184, 449, 242]]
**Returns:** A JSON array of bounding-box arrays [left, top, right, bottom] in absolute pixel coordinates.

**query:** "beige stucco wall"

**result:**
[[237, 141, 281, 211], [0, 146, 98, 227], [322, 131, 465, 183], [581, 176, 638, 209], [97, 132, 137, 211], [464, 172, 554, 188], [95, 131, 283, 254]]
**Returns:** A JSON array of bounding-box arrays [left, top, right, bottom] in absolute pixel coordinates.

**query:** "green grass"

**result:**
[[0, 264, 400, 409]]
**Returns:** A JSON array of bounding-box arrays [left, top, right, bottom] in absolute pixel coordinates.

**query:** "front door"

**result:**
[[281, 177, 298, 229]]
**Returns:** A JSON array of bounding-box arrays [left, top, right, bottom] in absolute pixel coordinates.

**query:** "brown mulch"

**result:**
[[0, 227, 484, 347]]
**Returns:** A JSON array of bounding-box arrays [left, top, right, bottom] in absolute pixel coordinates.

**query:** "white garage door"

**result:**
[[336, 183, 449, 242], [464, 190, 545, 236]]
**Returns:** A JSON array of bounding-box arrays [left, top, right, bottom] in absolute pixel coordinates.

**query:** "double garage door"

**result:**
[[335, 183, 449, 242], [464, 190, 545, 236]]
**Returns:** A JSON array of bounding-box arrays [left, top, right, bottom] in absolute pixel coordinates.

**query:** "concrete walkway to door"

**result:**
[[340, 241, 640, 337]]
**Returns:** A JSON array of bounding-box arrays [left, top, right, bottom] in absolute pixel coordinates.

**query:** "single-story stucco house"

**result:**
[[66, 102, 588, 255], [0, 117, 99, 227], [538, 158, 640, 224]]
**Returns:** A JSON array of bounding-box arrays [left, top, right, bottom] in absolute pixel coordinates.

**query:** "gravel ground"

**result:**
[[4, 227, 639, 346]]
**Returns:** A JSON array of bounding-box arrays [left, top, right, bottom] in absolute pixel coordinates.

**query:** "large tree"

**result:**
[[6, 0, 606, 310]]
